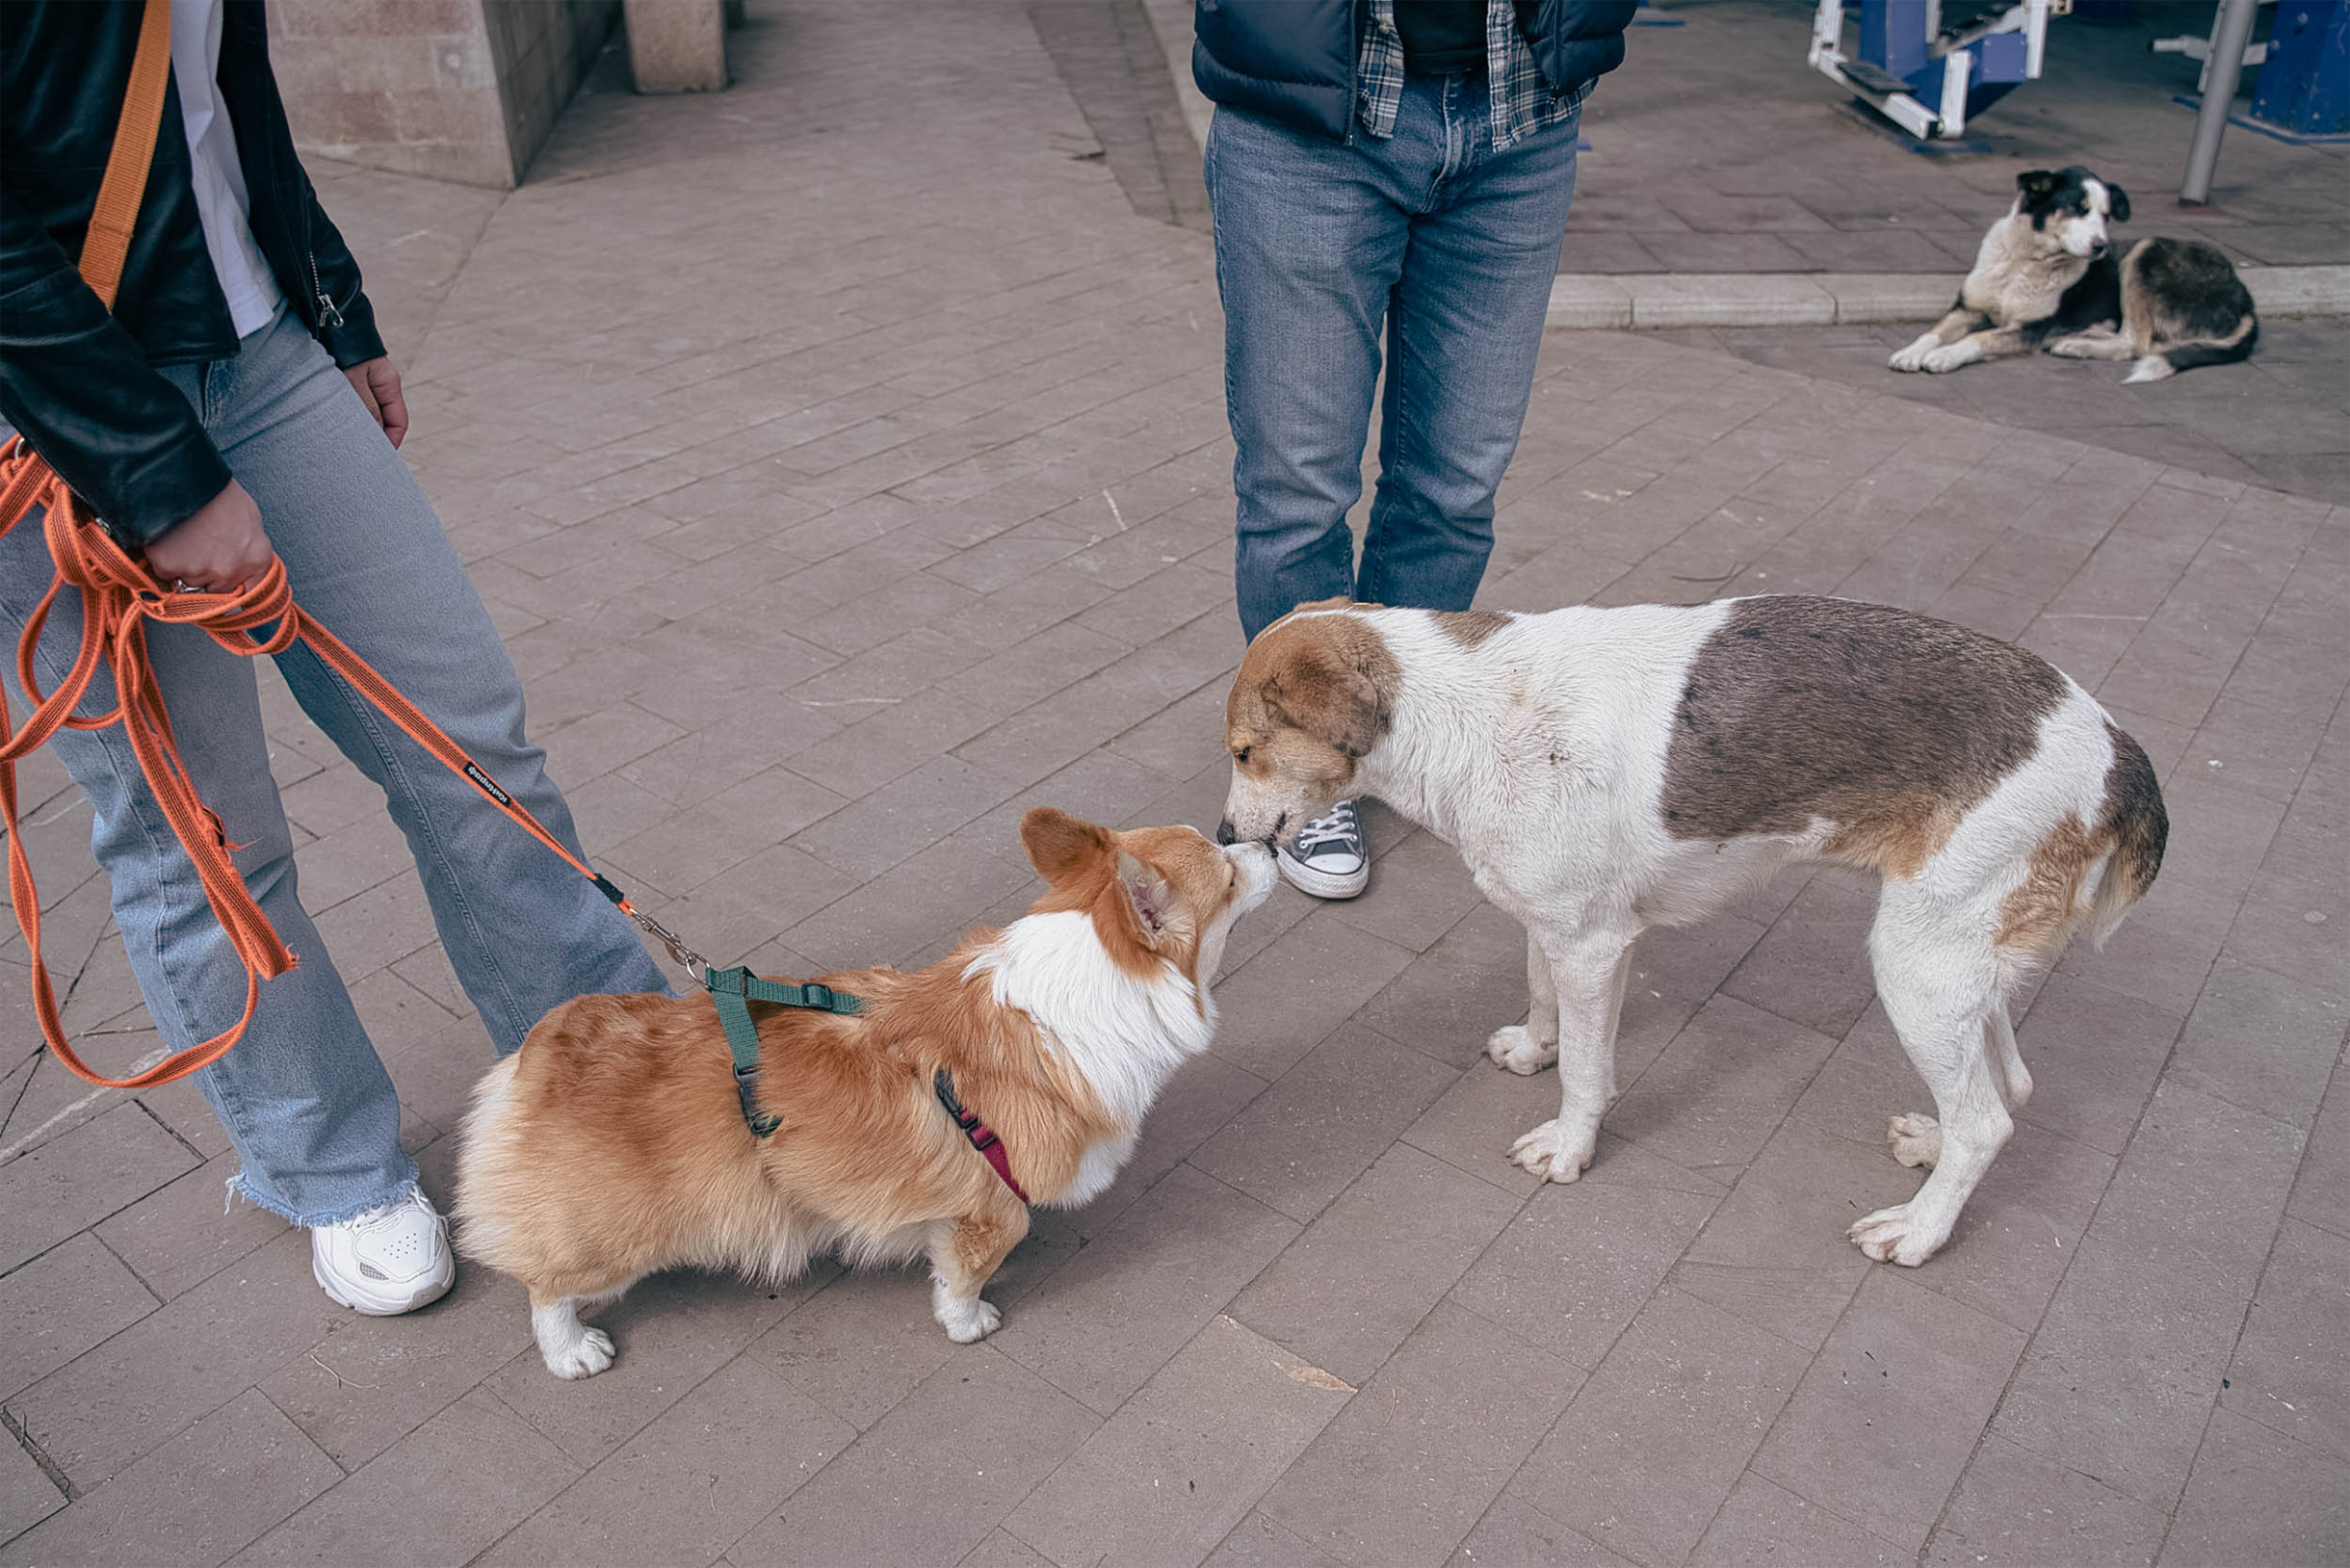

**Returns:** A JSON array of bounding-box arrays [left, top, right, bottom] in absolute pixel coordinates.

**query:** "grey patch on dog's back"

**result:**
[[1659, 597, 2070, 872], [1432, 610, 1513, 650]]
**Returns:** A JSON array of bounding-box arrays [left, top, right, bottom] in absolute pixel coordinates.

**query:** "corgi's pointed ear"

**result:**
[[1021, 807, 1111, 882], [1114, 850, 1182, 950]]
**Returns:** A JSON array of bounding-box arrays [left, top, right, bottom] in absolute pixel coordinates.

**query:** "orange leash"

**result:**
[[0, 453, 695, 1089], [1, 0, 692, 1088]]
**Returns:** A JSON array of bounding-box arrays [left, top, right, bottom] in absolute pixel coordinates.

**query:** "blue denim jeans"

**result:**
[[1207, 72, 1582, 641], [0, 305, 666, 1224]]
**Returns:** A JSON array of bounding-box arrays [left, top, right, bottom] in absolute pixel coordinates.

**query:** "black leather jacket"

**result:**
[[1, 0, 386, 547]]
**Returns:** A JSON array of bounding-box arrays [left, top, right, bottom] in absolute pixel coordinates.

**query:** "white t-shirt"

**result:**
[[170, 0, 282, 336]]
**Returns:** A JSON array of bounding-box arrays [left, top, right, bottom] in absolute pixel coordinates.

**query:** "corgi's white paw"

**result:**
[[543, 1325, 614, 1379], [937, 1295, 1002, 1344]]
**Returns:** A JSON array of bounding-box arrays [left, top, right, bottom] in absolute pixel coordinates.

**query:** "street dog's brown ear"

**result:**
[[1261, 618, 1396, 760], [1021, 806, 1111, 883], [2103, 181, 2130, 223], [2016, 169, 2058, 210]]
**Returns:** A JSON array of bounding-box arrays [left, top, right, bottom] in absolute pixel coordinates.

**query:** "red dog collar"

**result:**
[[933, 1069, 1029, 1204]]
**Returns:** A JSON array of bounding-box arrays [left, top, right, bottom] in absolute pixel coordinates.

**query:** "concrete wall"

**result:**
[[481, 0, 624, 174], [272, 0, 620, 190]]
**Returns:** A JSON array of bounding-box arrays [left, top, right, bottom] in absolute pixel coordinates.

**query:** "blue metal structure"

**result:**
[[1811, 0, 2053, 139], [2250, 0, 2349, 134]]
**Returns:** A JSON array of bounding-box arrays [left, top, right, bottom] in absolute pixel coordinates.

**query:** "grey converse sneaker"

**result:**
[[1277, 798, 1370, 899]]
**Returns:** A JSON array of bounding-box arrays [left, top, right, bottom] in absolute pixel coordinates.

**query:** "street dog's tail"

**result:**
[[2081, 724, 2167, 948], [2127, 313, 2259, 382]]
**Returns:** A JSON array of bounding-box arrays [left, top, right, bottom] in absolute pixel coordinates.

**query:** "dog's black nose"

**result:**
[[1215, 819, 1238, 846], [2090, 240, 2110, 258]]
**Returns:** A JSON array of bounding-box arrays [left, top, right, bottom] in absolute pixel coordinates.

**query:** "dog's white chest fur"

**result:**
[[1960, 218, 2083, 326], [967, 909, 1210, 1207]]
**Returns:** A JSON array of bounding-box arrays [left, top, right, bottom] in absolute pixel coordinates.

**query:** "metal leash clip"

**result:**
[[626, 906, 709, 981]]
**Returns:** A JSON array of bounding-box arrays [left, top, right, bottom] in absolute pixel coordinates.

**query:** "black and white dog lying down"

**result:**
[[1892, 166, 2258, 384]]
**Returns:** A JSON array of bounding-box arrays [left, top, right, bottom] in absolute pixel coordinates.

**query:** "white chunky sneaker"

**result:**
[[1276, 798, 1370, 899], [311, 1189, 456, 1316]]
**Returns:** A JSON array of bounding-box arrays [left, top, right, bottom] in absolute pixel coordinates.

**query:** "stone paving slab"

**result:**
[[4, 2, 2348, 1564], [1654, 315, 2350, 509]]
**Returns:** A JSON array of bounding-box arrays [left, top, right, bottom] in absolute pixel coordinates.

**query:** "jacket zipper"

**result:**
[[1346, 0, 1363, 145], [307, 249, 345, 329]]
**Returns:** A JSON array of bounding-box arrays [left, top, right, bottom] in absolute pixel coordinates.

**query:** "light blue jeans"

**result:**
[[1207, 72, 1582, 641], [0, 305, 666, 1224]]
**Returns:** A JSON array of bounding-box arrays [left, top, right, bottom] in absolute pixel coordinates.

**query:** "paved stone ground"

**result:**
[[1651, 316, 2350, 508], [4, 3, 2347, 1565]]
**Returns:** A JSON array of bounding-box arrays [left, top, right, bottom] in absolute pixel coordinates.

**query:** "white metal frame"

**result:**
[[2151, 0, 2273, 95], [1809, 0, 2056, 140]]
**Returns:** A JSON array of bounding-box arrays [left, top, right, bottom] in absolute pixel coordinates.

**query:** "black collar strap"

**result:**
[[934, 1069, 1030, 1203], [704, 965, 863, 1137]]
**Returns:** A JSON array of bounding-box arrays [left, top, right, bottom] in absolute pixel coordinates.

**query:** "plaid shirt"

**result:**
[[1356, 0, 1588, 149]]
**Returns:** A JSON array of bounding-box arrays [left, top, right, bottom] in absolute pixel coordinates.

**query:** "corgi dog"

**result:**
[[455, 808, 1276, 1377]]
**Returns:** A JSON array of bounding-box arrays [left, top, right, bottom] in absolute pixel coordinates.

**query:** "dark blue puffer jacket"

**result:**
[[1193, 0, 1637, 144]]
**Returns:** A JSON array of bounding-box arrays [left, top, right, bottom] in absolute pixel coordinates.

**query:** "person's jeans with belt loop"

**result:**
[[1208, 67, 1583, 642]]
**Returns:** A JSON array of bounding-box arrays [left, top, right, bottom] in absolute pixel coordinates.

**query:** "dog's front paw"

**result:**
[[1919, 343, 1976, 375], [1485, 1024, 1558, 1076], [1887, 1112, 1942, 1169], [1888, 335, 1938, 373], [1508, 1117, 1598, 1183], [1847, 1202, 1950, 1267], [936, 1295, 1002, 1344], [2122, 355, 2174, 384], [543, 1325, 615, 1379]]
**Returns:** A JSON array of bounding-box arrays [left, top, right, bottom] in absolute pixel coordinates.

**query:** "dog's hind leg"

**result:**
[[1849, 896, 2012, 1267], [1487, 928, 1562, 1076], [929, 1197, 1029, 1343], [2046, 327, 2132, 360], [1987, 1001, 2031, 1111], [1885, 1003, 2027, 1169], [1508, 928, 1638, 1184]]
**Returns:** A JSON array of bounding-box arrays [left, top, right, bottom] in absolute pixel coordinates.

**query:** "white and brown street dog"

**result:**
[[456, 808, 1275, 1377], [1218, 596, 2166, 1267], [1891, 165, 2257, 383]]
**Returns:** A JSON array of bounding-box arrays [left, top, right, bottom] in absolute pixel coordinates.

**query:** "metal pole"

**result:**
[[2180, 0, 2261, 204]]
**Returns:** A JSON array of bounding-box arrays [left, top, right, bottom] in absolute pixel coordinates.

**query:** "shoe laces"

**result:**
[[1292, 800, 1361, 856], [334, 1189, 442, 1239]]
